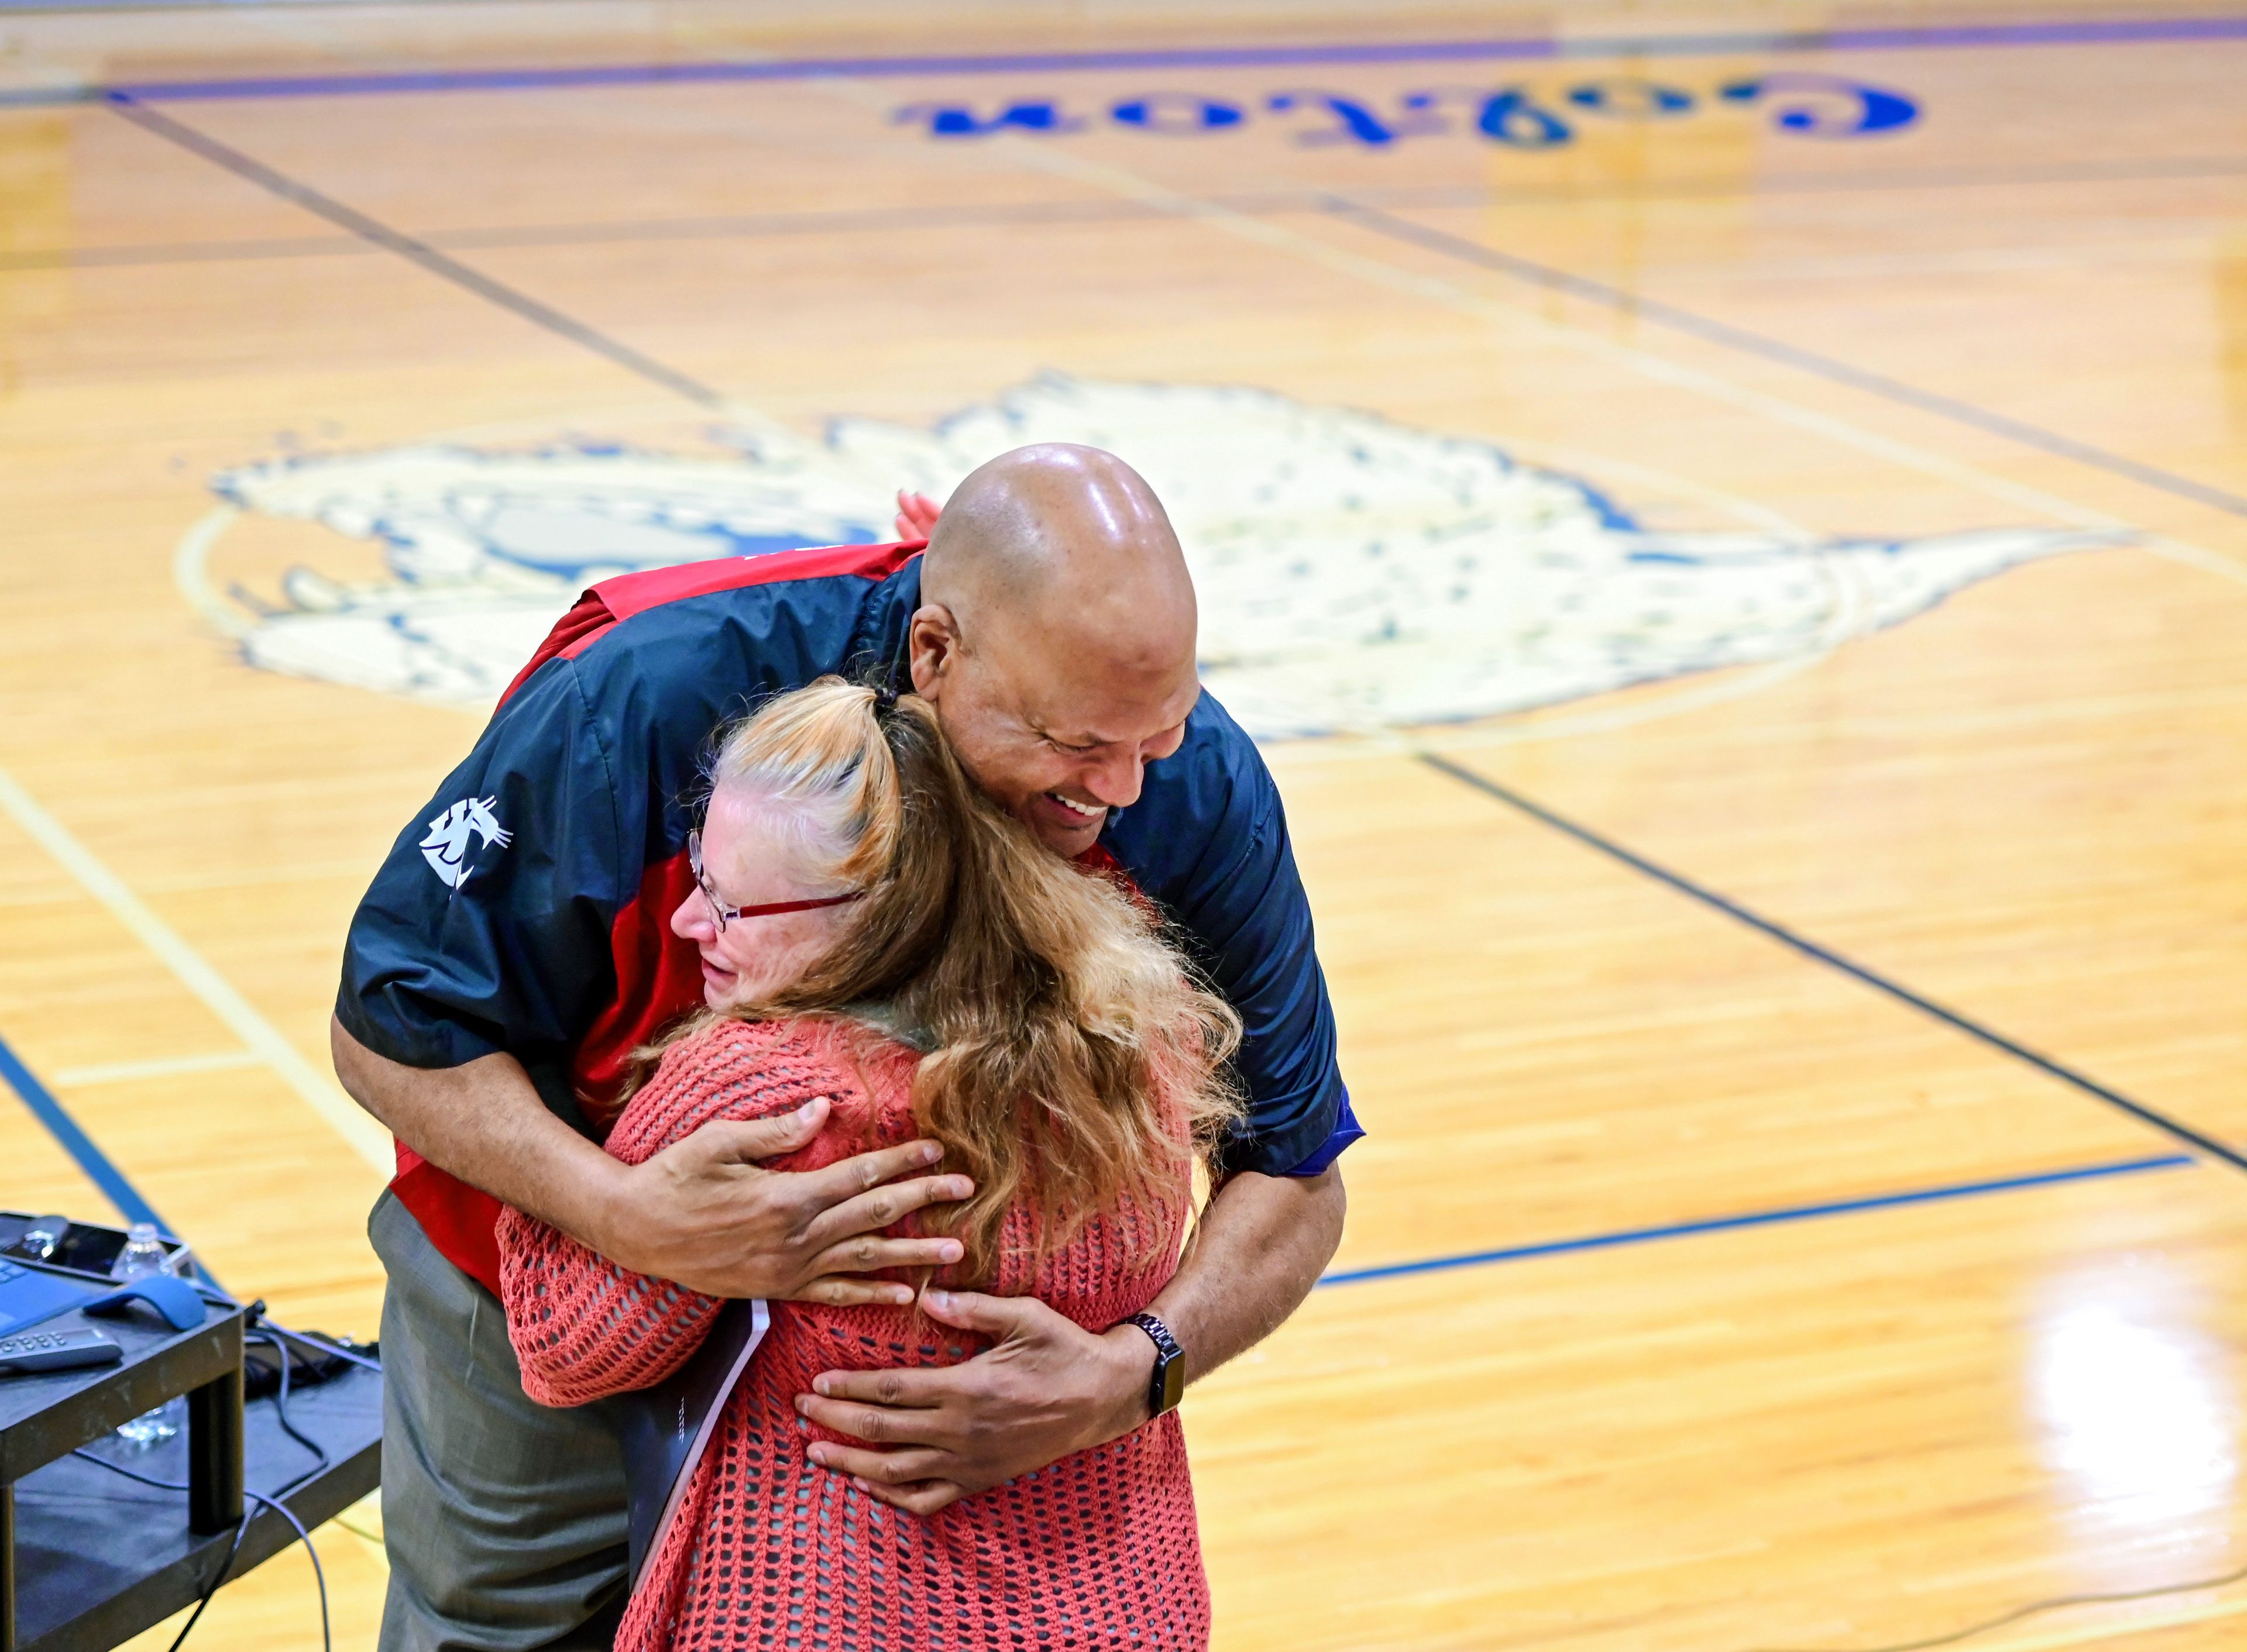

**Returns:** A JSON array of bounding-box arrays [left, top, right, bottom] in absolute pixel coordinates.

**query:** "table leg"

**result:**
[[1, 1479, 15, 1652], [187, 1365, 244, 1536]]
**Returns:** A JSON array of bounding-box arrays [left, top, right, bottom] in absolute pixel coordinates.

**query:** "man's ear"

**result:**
[[906, 604, 960, 700]]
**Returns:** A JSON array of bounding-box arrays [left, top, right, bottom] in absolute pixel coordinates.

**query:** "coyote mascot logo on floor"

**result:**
[[195, 376, 2115, 741]]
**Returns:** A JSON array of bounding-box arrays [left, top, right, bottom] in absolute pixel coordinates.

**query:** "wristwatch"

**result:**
[[1120, 1311, 1186, 1419]]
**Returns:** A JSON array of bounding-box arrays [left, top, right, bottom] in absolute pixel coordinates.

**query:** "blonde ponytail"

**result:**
[[657, 675, 1242, 1283]]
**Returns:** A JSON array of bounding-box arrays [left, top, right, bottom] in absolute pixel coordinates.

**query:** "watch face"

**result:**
[[1131, 1313, 1186, 1417], [1158, 1351, 1187, 1413]]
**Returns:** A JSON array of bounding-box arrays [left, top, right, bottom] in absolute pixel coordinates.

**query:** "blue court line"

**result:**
[[0, 1004, 2200, 1297], [1322, 195, 2247, 524], [0, 1025, 169, 1231], [1318, 1154, 2195, 1285], [3, 13, 2245, 108], [1419, 754, 2247, 1176]]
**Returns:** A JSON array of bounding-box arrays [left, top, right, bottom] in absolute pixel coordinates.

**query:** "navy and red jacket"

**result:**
[[337, 541, 1361, 1294]]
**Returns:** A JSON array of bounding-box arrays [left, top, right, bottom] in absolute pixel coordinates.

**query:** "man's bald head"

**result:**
[[922, 443, 1196, 677], [907, 444, 1204, 856]]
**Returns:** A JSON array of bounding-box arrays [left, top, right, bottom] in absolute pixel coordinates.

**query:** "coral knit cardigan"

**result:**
[[496, 1016, 1210, 1652]]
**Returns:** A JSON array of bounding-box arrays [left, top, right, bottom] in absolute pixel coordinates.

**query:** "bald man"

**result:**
[[335, 445, 1360, 1651]]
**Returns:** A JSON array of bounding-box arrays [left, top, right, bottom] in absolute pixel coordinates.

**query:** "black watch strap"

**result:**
[[1121, 1311, 1186, 1419]]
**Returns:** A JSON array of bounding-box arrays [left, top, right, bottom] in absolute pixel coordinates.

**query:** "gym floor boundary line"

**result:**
[[0, 1025, 168, 1231], [104, 94, 726, 412], [5, 13, 2247, 107], [0, 1011, 2198, 1292], [15, 152, 2247, 273], [43, 39, 2243, 1245], [1321, 195, 2247, 524], [84, 62, 2247, 554], [1320, 1154, 2194, 1285], [1418, 751, 2247, 1176]]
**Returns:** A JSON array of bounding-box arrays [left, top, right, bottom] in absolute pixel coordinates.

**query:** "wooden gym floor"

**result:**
[[2, 2, 2245, 1647]]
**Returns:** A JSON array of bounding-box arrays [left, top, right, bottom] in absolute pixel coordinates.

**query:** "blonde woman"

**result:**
[[494, 677, 1240, 1651]]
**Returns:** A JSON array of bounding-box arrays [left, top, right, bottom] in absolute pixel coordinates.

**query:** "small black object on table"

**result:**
[[0, 1268, 381, 1651]]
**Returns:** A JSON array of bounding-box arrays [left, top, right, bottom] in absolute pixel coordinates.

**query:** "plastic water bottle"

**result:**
[[112, 1223, 183, 1449]]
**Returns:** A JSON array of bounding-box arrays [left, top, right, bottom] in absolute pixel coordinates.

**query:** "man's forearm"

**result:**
[[330, 1014, 627, 1250], [1146, 1165, 1346, 1388], [798, 1162, 1347, 1506]]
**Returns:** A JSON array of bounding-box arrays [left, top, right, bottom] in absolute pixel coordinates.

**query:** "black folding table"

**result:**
[[0, 1289, 380, 1652]]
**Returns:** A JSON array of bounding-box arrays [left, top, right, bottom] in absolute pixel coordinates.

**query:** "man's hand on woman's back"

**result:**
[[615, 1099, 972, 1305], [332, 1018, 973, 1305], [796, 1288, 1159, 1515], [894, 489, 942, 540]]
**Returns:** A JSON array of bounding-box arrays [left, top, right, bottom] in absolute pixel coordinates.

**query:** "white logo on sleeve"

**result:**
[[418, 796, 513, 889]]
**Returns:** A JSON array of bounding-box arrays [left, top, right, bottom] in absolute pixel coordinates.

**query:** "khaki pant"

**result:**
[[370, 1189, 630, 1652]]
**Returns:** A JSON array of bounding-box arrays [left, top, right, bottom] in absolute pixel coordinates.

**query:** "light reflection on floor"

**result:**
[[2031, 1257, 2238, 1549]]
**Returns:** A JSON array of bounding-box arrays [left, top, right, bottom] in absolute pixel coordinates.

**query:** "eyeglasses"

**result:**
[[687, 830, 865, 934]]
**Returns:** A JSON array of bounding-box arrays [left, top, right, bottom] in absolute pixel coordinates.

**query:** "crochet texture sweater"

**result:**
[[496, 1016, 1209, 1651]]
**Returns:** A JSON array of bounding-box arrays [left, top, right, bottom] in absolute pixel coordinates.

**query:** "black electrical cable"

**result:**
[[73, 1333, 336, 1652], [246, 1329, 332, 1478], [162, 1515, 250, 1652], [184, 1281, 383, 1378], [71, 1451, 331, 1652], [267, 1323, 383, 1376], [1739, 1561, 2247, 1652], [239, 1488, 330, 1652], [71, 1451, 330, 1652], [153, 1278, 377, 1651]]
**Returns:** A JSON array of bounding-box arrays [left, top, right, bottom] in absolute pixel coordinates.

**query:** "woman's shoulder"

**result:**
[[606, 1018, 867, 1162], [659, 1014, 844, 1082], [655, 1014, 918, 1099]]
